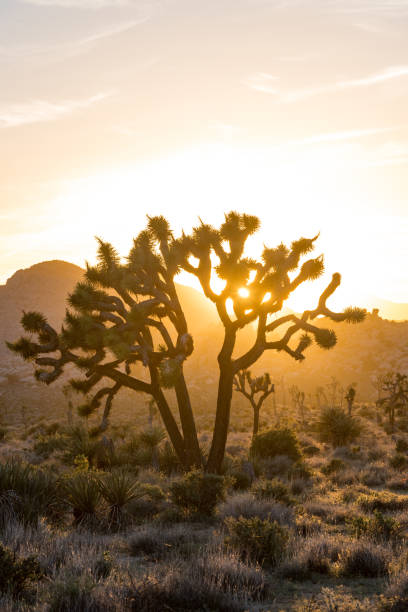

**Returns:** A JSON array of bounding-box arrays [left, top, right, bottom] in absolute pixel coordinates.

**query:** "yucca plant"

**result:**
[[98, 468, 142, 528], [62, 425, 99, 466], [0, 460, 57, 526], [59, 472, 101, 526]]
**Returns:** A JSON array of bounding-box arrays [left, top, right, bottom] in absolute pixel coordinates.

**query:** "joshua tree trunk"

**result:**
[[153, 387, 187, 468], [206, 366, 234, 473], [174, 375, 202, 468], [252, 404, 260, 439]]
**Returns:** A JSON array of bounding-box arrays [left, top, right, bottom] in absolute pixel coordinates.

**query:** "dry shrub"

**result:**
[[128, 548, 266, 611], [224, 516, 289, 566], [339, 540, 390, 577], [357, 491, 408, 513], [218, 492, 294, 525], [293, 586, 373, 611], [303, 500, 348, 525], [280, 536, 340, 581], [129, 523, 210, 559]]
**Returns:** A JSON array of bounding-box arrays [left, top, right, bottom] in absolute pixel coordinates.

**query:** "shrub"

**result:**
[[251, 428, 301, 462], [0, 543, 43, 599], [251, 479, 295, 506], [170, 471, 227, 517], [92, 551, 113, 580], [48, 575, 107, 612], [396, 439, 408, 453], [379, 572, 408, 611], [303, 445, 320, 457], [62, 425, 99, 466], [218, 492, 294, 525], [224, 516, 289, 566], [321, 458, 345, 475], [280, 536, 340, 580], [339, 541, 390, 577], [129, 524, 209, 559], [357, 491, 408, 513], [390, 454, 408, 471], [33, 432, 66, 458], [316, 407, 361, 447], [293, 587, 372, 612], [348, 511, 402, 541], [129, 551, 265, 611]]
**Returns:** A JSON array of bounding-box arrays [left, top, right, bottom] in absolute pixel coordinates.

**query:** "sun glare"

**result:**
[[238, 288, 250, 298]]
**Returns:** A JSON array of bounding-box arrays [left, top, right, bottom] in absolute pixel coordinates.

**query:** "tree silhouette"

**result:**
[[345, 385, 357, 416], [8, 212, 366, 473], [377, 372, 408, 432], [289, 384, 306, 426], [233, 370, 274, 438]]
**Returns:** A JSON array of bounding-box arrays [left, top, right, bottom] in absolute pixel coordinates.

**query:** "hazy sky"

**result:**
[[1, 0, 407, 309]]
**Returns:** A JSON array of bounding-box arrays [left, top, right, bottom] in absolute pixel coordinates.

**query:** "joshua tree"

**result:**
[[8, 212, 366, 473], [289, 385, 306, 426], [377, 372, 408, 432], [345, 384, 357, 416], [233, 370, 274, 438]]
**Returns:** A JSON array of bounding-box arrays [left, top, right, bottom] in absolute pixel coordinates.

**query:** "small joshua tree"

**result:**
[[345, 385, 357, 416], [8, 212, 366, 473], [233, 370, 274, 438], [377, 372, 408, 432], [289, 384, 306, 426]]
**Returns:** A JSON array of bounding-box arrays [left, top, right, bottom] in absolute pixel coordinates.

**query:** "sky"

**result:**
[[0, 0, 407, 311]]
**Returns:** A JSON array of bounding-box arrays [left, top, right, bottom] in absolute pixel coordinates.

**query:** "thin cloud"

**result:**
[[244, 73, 279, 94], [245, 66, 408, 102], [0, 92, 113, 128], [289, 127, 397, 146], [21, 0, 136, 7], [0, 19, 149, 62]]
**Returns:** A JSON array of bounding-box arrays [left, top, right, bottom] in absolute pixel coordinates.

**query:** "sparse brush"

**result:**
[[339, 540, 390, 577], [170, 471, 227, 518], [347, 511, 402, 542], [251, 478, 295, 506], [218, 492, 294, 525], [225, 515, 289, 567], [128, 547, 266, 611], [0, 543, 43, 599], [62, 425, 99, 466], [316, 407, 362, 447], [279, 536, 341, 580], [357, 491, 408, 513], [251, 428, 302, 462]]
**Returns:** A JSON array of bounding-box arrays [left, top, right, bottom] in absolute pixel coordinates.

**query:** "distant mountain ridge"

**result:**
[[0, 260, 407, 417], [0, 260, 219, 357]]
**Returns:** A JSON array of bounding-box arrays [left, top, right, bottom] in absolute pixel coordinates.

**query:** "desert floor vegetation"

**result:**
[[1, 393, 408, 610]]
